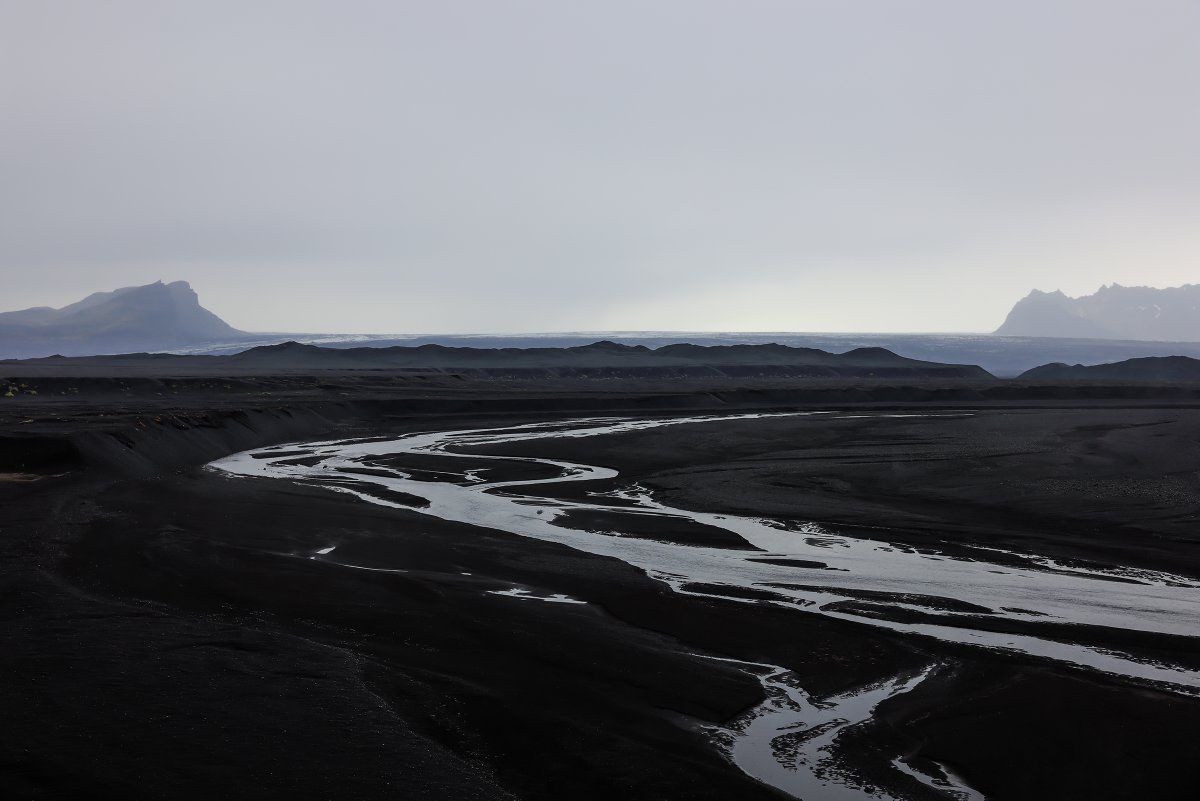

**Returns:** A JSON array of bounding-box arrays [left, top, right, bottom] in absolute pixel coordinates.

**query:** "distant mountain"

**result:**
[[995, 284, 1200, 340], [175, 332, 1200, 378], [0, 281, 243, 358], [216, 340, 992, 378], [1020, 355, 1200, 383], [4, 340, 993, 380]]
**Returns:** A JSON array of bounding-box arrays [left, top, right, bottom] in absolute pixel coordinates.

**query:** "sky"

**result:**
[[2, 1, 1198, 334]]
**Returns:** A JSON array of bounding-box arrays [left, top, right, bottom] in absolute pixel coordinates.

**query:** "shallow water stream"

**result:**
[[210, 413, 1200, 799]]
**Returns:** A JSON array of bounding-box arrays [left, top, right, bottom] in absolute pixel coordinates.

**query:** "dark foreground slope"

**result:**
[[2, 376, 1198, 800]]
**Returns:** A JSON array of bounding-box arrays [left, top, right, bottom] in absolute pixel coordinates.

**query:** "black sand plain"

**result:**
[[2, 369, 1199, 801]]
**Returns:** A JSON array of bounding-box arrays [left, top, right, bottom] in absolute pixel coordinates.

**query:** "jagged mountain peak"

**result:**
[[995, 284, 1200, 341]]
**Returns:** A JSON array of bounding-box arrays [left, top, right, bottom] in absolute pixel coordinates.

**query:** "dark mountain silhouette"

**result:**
[[1020, 355, 1200, 382], [218, 339, 992, 378], [995, 284, 1200, 340], [186, 333, 1200, 378], [3, 339, 993, 380], [0, 281, 242, 358]]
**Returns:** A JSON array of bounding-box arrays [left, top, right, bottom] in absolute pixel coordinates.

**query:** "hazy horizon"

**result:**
[[4, 2, 1198, 334], [11, 276, 1200, 340]]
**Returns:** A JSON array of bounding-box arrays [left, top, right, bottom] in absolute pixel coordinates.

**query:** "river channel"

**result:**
[[209, 412, 1200, 800]]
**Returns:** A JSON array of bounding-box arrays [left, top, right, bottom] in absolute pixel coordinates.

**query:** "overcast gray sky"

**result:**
[[2, 1, 1197, 334]]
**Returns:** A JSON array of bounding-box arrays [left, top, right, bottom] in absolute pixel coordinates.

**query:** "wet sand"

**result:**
[[2, 375, 1198, 800]]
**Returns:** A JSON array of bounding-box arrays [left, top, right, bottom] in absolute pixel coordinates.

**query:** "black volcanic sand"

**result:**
[[2, 380, 1199, 800], [7, 470, 926, 801], [471, 408, 1200, 579]]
